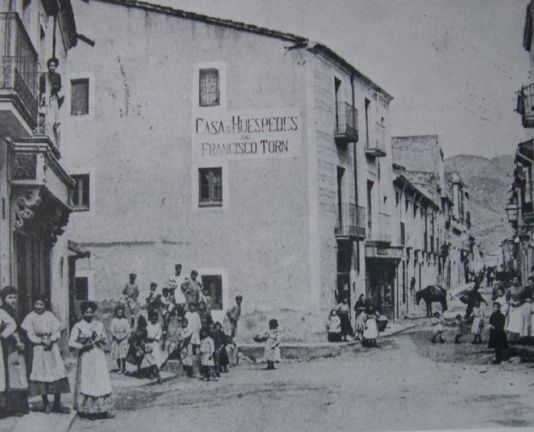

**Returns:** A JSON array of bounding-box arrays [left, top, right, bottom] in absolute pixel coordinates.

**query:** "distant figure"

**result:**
[[431, 311, 445, 344], [336, 297, 353, 341], [454, 314, 464, 344], [327, 310, 342, 342], [169, 264, 186, 316], [110, 305, 130, 374], [506, 276, 529, 342], [123, 273, 141, 328], [354, 294, 366, 340], [199, 328, 216, 381], [488, 302, 508, 364], [470, 300, 484, 344], [223, 295, 243, 339], [362, 304, 379, 347], [181, 270, 202, 308], [261, 319, 281, 370], [464, 284, 487, 321]]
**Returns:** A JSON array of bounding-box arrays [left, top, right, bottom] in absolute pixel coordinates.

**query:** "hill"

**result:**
[[445, 154, 515, 261]]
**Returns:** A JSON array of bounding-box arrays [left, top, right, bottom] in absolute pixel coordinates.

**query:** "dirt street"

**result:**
[[71, 327, 534, 432]]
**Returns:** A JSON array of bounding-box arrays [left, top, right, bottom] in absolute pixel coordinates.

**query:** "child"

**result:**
[[126, 315, 148, 374], [185, 304, 202, 354], [263, 319, 281, 370], [110, 305, 130, 373], [143, 311, 163, 383], [327, 309, 342, 342], [431, 311, 445, 343], [178, 318, 194, 377], [199, 328, 216, 381], [362, 305, 379, 347], [454, 314, 464, 344], [199, 287, 214, 313], [488, 301, 508, 364], [470, 300, 484, 344], [212, 321, 230, 375]]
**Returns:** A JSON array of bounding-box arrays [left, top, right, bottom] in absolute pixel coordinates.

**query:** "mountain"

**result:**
[[445, 154, 515, 261]]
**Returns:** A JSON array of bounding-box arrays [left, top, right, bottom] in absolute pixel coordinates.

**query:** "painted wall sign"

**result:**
[[192, 108, 301, 161]]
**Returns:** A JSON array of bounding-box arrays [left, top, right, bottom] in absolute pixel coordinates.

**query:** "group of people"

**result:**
[[117, 265, 245, 382], [327, 295, 382, 347]]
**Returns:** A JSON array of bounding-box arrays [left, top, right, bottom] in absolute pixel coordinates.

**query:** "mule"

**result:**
[[416, 285, 448, 317]]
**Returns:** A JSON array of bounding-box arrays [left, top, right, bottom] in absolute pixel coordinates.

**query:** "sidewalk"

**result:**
[[239, 320, 417, 362], [1, 361, 176, 432]]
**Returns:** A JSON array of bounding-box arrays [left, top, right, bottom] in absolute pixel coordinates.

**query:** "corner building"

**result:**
[[63, 0, 395, 339]]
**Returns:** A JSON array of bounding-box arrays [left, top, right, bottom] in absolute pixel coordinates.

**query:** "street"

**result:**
[[71, 324, 534, 432]]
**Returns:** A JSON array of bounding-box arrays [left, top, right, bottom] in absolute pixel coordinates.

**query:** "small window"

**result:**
[[71, 78, 89, 116], [199, 167, 222, 207], [71, 174, 90, 211], [199, 69, 219, 107], [200, 275, 223, 310], [74, 277, 88, 301]]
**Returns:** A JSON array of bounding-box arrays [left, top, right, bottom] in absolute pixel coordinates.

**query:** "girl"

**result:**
[[489, 301, 508, 364], [0, 286, 29, 417], [354, 294, 366, 340], [21, 297, 70, 413], [362, 304, 379, 347], [199, 328, 216, 381], [454, 314, 464, 344], [69, 301, 114, 419], [263, 319, 281, 370], [126, 315, 148, 374], [198, 301, 213, 330], [185, 304, 202, 353], [178, 318, 194, 377], [470, 300, 484, 344], [212, 322, 230, 375], [327, 310, 342, 342], [110, 305, 130, 374], [142, 311, 163, 383]]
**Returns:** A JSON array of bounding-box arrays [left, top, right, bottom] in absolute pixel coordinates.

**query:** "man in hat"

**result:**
[[122, 273, 140, 328], [168, 264, 186, 317]]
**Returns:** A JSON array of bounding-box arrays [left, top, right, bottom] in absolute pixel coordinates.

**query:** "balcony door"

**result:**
[[337, 166, 345, 229]]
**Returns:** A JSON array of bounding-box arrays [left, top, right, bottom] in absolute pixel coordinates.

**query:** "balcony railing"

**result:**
[[365, 122, 387, 157], [0, 13, 39, 126], [517, 83, 534, 128], [334, 102, 358, 144], [335, 203, 366, 240]]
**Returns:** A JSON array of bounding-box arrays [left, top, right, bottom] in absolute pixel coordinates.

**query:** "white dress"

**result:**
[[263, 329, 281, 362], [363, 314, 379, 340], [110, 317, 130, 361], [21, 311, 68, 382], [200, 337, 215, 366], [69, 319, 113, 413], [142, 322, 162, 368], [0, 309, 16, 392]]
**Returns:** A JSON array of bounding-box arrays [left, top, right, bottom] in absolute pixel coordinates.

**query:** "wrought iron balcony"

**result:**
[[335, 203, 366, 240], [365, 122, 387, 157], [0, 13, 39, 132], [517, 83, 534, 128], [334, 102, 358, 145]]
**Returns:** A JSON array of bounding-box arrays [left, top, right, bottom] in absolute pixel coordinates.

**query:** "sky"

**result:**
[[140, 0, 529, 159]]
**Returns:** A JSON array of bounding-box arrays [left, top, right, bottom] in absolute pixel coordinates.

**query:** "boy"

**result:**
[[454, 314, 464, 344], [489, 301, 508, 364]]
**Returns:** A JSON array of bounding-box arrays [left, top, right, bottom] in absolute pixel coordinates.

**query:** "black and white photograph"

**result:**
[[0, 0, 532, 431]]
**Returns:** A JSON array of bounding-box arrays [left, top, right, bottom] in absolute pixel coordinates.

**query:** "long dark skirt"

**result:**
[[339, 313, 354, 338], [0, 389, 30, 416]]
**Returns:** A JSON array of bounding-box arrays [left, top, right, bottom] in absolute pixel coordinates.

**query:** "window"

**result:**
[[71, 174, 90, 210], [200, 275, 223, 310], [71, 78, 89, 115], [74, 277, 88, 301], [199, 167, 222, 207], [199, 69, 219, 107]]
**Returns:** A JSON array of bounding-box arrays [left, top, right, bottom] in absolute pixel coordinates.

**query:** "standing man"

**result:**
[[182, 270, 202, 309], [224, 295, 243, 339], [168, 264, 186, 317], [123, 273, 140, 328]]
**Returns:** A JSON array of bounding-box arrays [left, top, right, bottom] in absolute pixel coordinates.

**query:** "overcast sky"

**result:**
[[139, 0, 528, 159]]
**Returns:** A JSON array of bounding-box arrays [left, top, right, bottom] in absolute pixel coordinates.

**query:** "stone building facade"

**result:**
[[0, 0, 78, 344], [62, 0, 397, 339]]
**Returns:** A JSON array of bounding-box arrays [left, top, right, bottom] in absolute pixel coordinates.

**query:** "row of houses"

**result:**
[[0, 0, 476, 343], [507, 0, 534, 282]]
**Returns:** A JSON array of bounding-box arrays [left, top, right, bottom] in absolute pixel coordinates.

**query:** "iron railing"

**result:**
[[366, 122, 387, 155], [517, 83, 534, 127], [334, 102, 358, 142], [335, 203, 366, 239], [0, 13, 39, 122]]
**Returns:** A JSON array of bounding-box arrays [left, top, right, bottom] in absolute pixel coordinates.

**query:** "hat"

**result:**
[[1, 286, 17, 299], [129, 273, 137, 278], [80, 301, 98, 313]]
